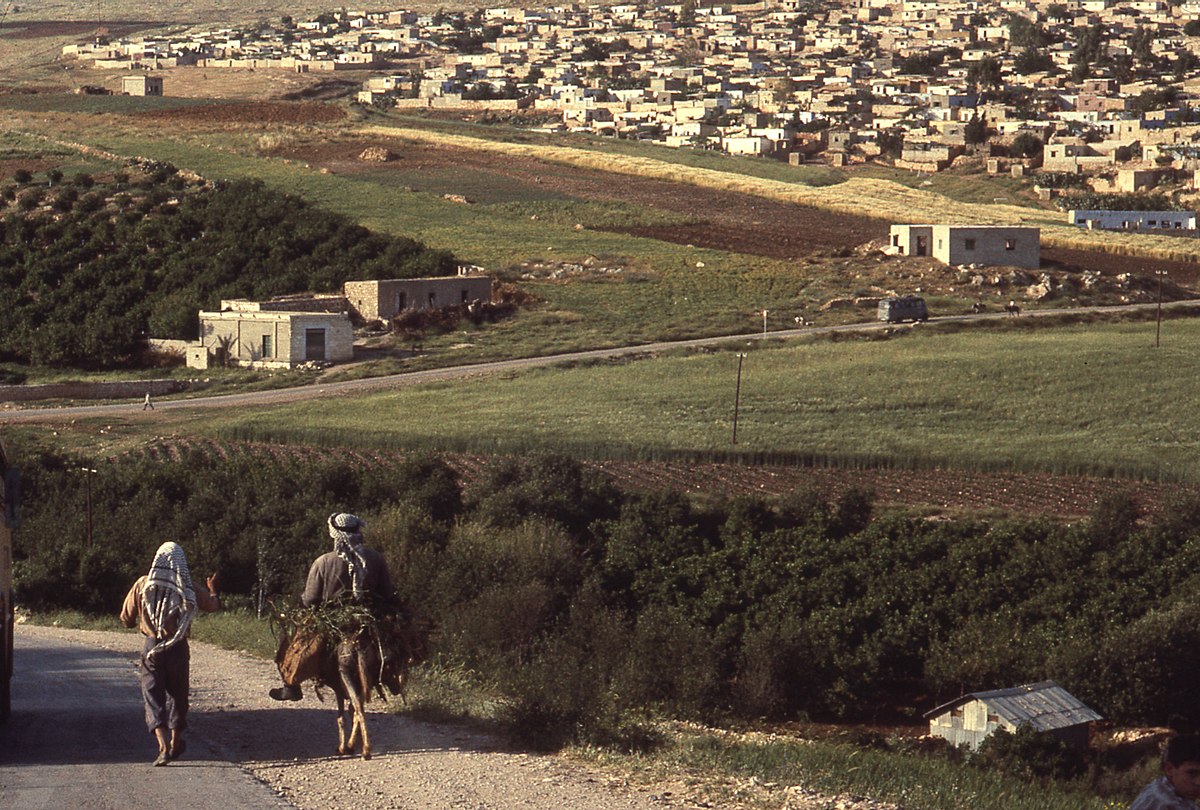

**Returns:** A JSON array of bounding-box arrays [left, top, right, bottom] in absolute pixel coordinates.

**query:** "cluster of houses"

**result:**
[[185, 273, 492, 369], [57, 0, 1200, 177]]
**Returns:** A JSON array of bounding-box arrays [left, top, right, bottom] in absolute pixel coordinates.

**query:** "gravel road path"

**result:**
[[3, 624, 685, 810]]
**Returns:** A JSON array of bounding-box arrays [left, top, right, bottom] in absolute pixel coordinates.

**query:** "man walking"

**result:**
[[120, 541, 221, 765]]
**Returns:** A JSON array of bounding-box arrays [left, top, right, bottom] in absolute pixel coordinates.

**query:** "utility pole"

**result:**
[[80, 467, 96, 548], [732, 352, 746, 445], [1156, 269, 1168, 348]]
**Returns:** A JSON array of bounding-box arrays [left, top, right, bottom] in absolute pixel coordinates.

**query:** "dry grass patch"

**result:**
[[359, 125, 1200, 264]]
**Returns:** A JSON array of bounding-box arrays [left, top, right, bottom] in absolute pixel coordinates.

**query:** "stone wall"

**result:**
[[0, 379, 195, 402]]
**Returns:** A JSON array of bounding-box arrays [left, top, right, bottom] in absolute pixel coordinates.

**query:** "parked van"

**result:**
[[878, 296, 929, 323]]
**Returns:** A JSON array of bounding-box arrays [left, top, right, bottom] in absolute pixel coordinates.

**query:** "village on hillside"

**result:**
[[58, 0, 1200, 205]]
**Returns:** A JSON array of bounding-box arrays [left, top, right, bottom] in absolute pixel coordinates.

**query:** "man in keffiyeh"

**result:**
[[120, 541, 221, 766], [269, 512, 398, 702]]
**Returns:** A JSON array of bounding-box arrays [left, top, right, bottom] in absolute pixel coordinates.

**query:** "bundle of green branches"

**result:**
[[271, 599, 382, 645]]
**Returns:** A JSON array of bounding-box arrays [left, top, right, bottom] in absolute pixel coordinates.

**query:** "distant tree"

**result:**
[[897, 51, 943, 75], [676, 37, 703, 66], [1129, 26, 1155, 64], [967, 55, 1003, 90], [1071, 23, 1107, 71], [1009, 131, 1043, 158], [1187, 20, 1200, 36], [1130, 85, 1180, 114], [1007, 13, 1050, 49], [1013, 47, 1055, 74], [1110, 53, 1135, 83], [47, 169, 62, 186], [771, 76, 796, 104], [12, 169, 32, 184], [1046, 3, 1071, 22], [876, 128, 904, 159], [50, 187, 78, 213], [679, 0, 697, 25], [1174, 51, 1199, 80], [964, 112, 991, 145], [579, 37, 609, 62]]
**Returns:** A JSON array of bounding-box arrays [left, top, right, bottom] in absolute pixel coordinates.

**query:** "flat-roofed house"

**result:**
[[192, 300, 353, 369], [889, 224, 1040, 269], [343, 275, 493, 323], [123, 75, 163, 96], [1069, 209, 1197, 231]]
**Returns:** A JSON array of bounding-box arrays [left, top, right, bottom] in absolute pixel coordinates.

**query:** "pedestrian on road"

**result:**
[[120, 541, 221, 765], [143, 391, 154, 411]]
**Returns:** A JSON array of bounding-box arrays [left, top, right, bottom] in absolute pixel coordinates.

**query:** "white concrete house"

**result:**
[[889, 224, 1040, 269], [1069, 209, 1197, 231], [192, 300, 354, 369]]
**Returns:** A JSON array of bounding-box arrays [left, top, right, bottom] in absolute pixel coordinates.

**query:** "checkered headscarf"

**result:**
[[142, 541, 197, 658], [329, 513, 368, 598]]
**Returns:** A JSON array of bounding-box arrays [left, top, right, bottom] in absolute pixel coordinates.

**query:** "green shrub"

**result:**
[[973, 725, 1087, 781], [500, 584, 645, 749]]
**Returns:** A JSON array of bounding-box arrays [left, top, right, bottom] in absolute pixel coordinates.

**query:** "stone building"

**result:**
[[343, 275, 493, 323], [889, 224, 1040, 269], [122, 75, 163, 96], [191, 300, 354, 369]]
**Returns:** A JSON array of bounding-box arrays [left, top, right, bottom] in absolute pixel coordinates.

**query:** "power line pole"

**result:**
[[732, 353, 746, 445], [1155, 269, 1168, 348]]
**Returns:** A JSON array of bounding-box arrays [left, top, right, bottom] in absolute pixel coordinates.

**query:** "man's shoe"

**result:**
[[153, 749, 171, 766], [269, 685, 302, 702]]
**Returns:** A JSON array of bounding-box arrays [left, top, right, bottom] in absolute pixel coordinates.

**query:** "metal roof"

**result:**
[[924, 680, 1103, 731]]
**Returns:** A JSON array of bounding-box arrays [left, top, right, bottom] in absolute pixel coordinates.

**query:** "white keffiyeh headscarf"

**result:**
[[329, 513, 368, 598], [142, 541, 197, 658]]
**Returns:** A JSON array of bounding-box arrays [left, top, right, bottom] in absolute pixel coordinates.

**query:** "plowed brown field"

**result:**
[[142, 439, 1195, 521], [266, 136, 1200, 285]]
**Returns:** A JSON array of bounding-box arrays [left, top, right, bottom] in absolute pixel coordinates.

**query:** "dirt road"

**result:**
[[0, 301, 1188, 425], [2, 624, 687, 810]]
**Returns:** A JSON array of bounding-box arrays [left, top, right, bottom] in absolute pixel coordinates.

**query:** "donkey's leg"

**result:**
[[335, 694, 351, 755], [338, 668, 370, 759]]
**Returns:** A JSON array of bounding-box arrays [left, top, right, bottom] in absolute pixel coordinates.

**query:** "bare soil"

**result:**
[[137, 99, 347, 125], [0, 20, 162, 40], [142, 439, 1195, 522], [266, 136, 1200, 288]]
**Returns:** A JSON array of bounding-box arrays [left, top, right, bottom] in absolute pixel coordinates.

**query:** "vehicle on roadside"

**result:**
[[878, 296, 929, 323]]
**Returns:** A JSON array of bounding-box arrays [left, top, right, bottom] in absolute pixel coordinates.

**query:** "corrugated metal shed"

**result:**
[[924, 681, 1102, 751], [925, 680, 1102, 731]]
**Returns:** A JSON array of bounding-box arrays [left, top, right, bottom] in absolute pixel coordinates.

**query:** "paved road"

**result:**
[[0, 630, 288, 809], [0, 301, 1193, 424]]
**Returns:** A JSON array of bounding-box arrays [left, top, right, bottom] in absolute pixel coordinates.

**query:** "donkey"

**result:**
[[1005, 300, 1022, 316], [319, 629, 379, 759], [310, 616, 433, 760]]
